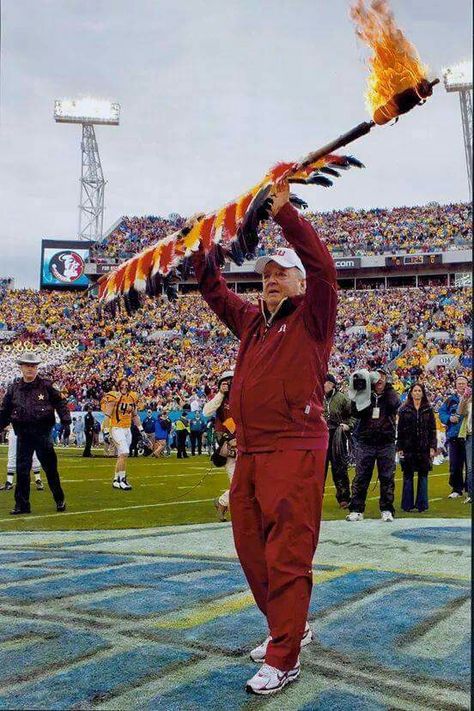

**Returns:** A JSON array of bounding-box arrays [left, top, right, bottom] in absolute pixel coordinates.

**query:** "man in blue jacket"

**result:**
[[142, 409, 157, 450], [439, 375, 469, 498], [189, 412, 205, 455]]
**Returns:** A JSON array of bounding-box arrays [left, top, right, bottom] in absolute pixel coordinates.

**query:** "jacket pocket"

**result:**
[[241, 376, 292, 433]]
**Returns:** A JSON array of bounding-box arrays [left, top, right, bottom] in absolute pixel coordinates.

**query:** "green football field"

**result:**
[[0, 445, 469, 531]]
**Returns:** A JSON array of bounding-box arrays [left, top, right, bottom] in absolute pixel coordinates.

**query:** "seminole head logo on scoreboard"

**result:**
[[49, 251, 85, 283]]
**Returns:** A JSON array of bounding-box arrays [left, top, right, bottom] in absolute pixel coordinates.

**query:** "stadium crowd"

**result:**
[[91, 202, 471, 260], [0, 285, 470, 417]]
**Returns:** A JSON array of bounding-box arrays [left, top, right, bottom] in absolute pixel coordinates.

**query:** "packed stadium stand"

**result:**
[[0, 201, 471, 415], [91, 202, 471, 260], [0, 284, 470, 414]]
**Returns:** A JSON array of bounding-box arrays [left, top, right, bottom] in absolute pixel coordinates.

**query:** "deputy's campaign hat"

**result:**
[[254, 248, 306, 278], [16, 352, 41, 366]]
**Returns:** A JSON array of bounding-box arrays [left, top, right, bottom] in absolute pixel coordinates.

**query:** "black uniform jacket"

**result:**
[[0, 376, 72, 434]]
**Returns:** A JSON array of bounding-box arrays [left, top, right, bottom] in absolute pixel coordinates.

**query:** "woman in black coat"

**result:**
[[397, 383, 437, 512]]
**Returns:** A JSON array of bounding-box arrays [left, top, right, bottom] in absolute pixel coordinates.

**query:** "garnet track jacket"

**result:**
[[193, 203, 337, 453]]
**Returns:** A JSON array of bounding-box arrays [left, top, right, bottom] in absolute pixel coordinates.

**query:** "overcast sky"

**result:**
[[0, 0, 472, 288]]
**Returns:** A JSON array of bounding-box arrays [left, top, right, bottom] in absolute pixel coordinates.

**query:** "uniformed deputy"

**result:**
[[0, 352, 70, 515]]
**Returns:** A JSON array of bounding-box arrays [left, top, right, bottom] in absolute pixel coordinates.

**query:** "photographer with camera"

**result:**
[[346, 368, 400, 522], [203, 369, 236, 521], [323, 374, 354, 508]]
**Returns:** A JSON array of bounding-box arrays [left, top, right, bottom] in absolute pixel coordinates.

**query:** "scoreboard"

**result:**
[[385, 254, 443, 267]]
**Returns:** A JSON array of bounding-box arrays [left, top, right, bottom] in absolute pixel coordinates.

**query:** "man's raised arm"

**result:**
[[273, 193, 338, 343], [192, 246, 257, 339]]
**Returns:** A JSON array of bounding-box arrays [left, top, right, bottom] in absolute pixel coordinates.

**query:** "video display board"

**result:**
[[40, 240, 93, 290]]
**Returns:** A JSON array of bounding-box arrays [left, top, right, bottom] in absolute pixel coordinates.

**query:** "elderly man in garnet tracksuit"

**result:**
[[193, 183, 337, 695]]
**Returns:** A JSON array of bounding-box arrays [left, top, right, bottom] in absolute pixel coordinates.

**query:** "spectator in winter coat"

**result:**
[[397, 383, 436, 512], [439, 375, 469, 498]]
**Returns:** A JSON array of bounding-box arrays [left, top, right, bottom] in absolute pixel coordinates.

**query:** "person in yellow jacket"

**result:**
[[101, 378, 149, 490], [174, 413, 190, 459]]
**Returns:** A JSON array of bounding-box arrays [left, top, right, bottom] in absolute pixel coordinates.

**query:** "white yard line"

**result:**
[[0, 498, 215, 523]]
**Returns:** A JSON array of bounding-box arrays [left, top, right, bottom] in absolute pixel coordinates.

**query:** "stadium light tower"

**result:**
[[442, 61, 473, 200], [54, 97, 120, 241]]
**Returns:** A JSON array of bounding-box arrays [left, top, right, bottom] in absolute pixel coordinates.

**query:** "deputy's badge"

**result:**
[[38, 394, 45, 400]]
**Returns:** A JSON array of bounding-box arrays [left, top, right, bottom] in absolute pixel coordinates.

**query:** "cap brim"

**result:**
[[17, 360, 41, 365], [254, 255, 302, 275]]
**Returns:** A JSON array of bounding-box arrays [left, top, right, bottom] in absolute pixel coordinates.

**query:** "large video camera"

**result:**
[[348, 369, 381, 411], [211, 431, 236, 468]]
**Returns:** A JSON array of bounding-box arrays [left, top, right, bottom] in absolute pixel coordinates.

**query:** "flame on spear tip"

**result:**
[[350, 0, 438, 125]]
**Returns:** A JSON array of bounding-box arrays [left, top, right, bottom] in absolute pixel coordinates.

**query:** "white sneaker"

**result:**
[[246, 661, 300, 695], [250, 623, 313, 663], [448, 492, 462, 499], [112, 480, 121, 489], [463, 496, 472, 504], [346, 512, 364, 522], [119, 478, 132, 490], [381, 511, 394, 522]]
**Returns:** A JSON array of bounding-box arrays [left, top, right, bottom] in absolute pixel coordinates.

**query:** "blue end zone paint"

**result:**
[[0, 567, 62, 583], [182, 606, 266, 653], [0, 550, 129, 566], [24, 552, 133, 569], [0, 551, 64, 564], [0, 625, 109, 684], [309, 570, 402, 615], [78, 568, 248, 617], [317, 582, 470, 687], [146, 664, 256, 711], [391, 526, 472, 547], [181, 570, 402, 653], [0, 560, 233, 602], [301, 690, 388, 711], [0, 523, 470, 710], [0, 645, 194, 711]]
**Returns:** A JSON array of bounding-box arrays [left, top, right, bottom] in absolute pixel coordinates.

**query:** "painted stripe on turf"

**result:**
[[0, 498, 215, 523]]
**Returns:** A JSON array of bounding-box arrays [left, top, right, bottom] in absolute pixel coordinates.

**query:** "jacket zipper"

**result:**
[[239, 301, 287, 448]]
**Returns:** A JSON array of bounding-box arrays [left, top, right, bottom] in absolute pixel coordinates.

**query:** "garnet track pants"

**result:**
[[230, 449, 326, 671]]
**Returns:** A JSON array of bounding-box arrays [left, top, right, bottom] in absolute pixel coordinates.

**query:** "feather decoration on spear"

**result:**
[[98, 0, 439, 312]]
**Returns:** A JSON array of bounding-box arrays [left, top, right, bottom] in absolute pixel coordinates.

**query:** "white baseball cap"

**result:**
[[254, 248, 306, 278], [218, 369, 235, 384]]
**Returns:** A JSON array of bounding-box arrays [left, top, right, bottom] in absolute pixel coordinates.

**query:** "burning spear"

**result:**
[[298, 0, 439, 170], [98, 0, 439, 311]]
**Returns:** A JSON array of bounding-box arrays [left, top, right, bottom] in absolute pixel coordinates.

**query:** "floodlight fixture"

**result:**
[[442, 61, 473, 92], [54, 97, 120, 241], [442, 61, 473, 199], [54, 97, 120, 125]]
